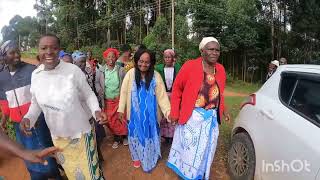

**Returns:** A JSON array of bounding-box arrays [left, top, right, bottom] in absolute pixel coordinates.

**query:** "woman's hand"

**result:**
[[118, 112, 126, 124], [168, 114, 178, 125], [21, 146, 61, 164], [20, 118, 33, 136], [223, 110, 231, 124], [95, 111, 108, 125]]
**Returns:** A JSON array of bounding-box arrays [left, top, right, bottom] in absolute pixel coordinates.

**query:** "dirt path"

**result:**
[[0, 134, 230, 180], [225, 90, 248, 97]]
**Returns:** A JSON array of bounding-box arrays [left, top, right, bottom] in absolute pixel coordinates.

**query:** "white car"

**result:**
[[227, 65, 320, 180]]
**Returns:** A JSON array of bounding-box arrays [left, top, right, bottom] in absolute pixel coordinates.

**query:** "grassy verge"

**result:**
[[21, 48, 37, 59], [226, 80, 261, 94], [218, 81, 261, 164]]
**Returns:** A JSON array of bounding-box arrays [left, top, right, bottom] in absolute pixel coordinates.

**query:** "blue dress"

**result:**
[[128, 78, 161, 172]]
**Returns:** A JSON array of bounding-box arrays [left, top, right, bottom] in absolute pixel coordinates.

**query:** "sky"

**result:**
[[0, 0, 37, 40]]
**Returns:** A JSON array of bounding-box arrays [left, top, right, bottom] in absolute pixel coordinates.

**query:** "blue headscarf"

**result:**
[[72, 51, 87, 62], [0, 40, 18, 62], [59, 50, 71, 58]]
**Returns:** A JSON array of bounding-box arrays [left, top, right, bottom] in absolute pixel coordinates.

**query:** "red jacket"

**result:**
[[170, 57, 226, 125]]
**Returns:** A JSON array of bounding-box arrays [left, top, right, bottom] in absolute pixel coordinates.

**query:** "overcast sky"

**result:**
[[0, 0, 37, 40]]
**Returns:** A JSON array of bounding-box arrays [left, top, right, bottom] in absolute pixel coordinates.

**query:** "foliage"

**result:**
[[2, 0, 320, 82]]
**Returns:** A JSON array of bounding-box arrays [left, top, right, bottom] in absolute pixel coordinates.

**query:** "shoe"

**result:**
[[123, 138, 128, 146], [133, 160, 141, 168], [112, 141, 119, 149]]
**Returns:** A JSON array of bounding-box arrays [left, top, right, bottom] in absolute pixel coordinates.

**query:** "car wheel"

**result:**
[[228, 132, 255, 180]]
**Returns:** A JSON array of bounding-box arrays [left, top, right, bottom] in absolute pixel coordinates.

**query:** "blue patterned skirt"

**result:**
[[167, 108, 219, 180]]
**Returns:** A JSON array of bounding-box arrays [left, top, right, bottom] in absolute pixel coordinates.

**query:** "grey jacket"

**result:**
[[95, 64, 126, 108]]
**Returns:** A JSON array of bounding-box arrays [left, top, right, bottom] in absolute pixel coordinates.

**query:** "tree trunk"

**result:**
[[139, 13, 142, 43], [124, 18, 127, 44], [158, 0, 161, 16], [277, 3, 281, 60], [232, 54, 235, 79], [244, 54, 247, 82], [270, 0, 275, 60], [171, 0, 175, 49]]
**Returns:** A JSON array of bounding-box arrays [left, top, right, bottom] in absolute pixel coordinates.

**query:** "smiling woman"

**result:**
[[117, 49, 171, 172], [38, 34, 61, 70], [20, 34, 107, 180]]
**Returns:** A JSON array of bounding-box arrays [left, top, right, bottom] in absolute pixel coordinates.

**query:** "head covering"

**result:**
[[0, 40, 18, 62], [271, 60, 280, 67], [199, 37, 219, 51], [103, 48, 120, 59], [72, 51, 87, 62], [163, 49, 175, 57], [59, 50, 71, 59]]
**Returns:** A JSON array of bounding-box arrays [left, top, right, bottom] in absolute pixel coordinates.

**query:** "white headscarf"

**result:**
[[199, 37, 219, 51]]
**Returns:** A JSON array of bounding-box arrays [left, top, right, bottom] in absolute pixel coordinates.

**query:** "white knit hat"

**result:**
[[199, 37, 219, 51]]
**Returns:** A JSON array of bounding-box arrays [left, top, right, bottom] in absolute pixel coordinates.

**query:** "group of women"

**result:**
[[0, 34, 230, 180]]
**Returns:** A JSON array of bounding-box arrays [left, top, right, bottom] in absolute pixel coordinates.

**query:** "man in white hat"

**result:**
[[266, 60, 279, 81]]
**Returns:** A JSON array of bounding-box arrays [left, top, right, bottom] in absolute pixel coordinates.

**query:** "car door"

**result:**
[[259, 72, 320, 180]]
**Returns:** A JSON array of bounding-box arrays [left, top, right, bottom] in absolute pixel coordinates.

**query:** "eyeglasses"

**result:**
[[138, 59, 151, 65], [204, 48, 220, 52]]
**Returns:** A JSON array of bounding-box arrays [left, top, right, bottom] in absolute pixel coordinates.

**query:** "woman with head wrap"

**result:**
[[117, 48, 171, 171], [96, 48, 128, 149], [155, 49, 181, 143], [167, 37, 230, 180], [0, 40, 61, 179], [20, 34, 107, 179], [72, 51, 95, 89], [59, 50, 73, 63], [73, 50, 107, 163], [72, 51, 98, 98]]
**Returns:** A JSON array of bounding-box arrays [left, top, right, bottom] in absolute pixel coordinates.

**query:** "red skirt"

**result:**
[[104, 98, 128, 135]]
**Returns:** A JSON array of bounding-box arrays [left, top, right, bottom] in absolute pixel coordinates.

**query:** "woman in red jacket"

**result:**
[[167, 37, 230, 180]]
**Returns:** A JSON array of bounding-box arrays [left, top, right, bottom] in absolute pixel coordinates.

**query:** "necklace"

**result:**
[[202, 60, 216, 75]]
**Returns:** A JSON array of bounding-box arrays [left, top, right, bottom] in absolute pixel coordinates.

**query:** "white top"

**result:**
[[10, 71, 16, 76], [164, 67, 174, 90], [24, 60, 101, 139]]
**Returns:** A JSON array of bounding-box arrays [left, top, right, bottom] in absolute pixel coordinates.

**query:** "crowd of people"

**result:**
[[0, 34, 231, 180]]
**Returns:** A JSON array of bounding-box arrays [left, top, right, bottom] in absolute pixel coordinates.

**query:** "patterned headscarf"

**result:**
[[72, 51, 87, 62], [0, 40, 18, 62], [163, 49, 175, 58]]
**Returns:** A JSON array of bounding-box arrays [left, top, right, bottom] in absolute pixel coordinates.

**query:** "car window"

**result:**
[[289, 79, 320, 125], [279, 75, 297, 104]]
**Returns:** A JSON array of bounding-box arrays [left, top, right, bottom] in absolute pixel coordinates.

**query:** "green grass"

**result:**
[[220, 96, 245, 148], [226, 80, 261, 95], [21, 48, 37, 59]]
